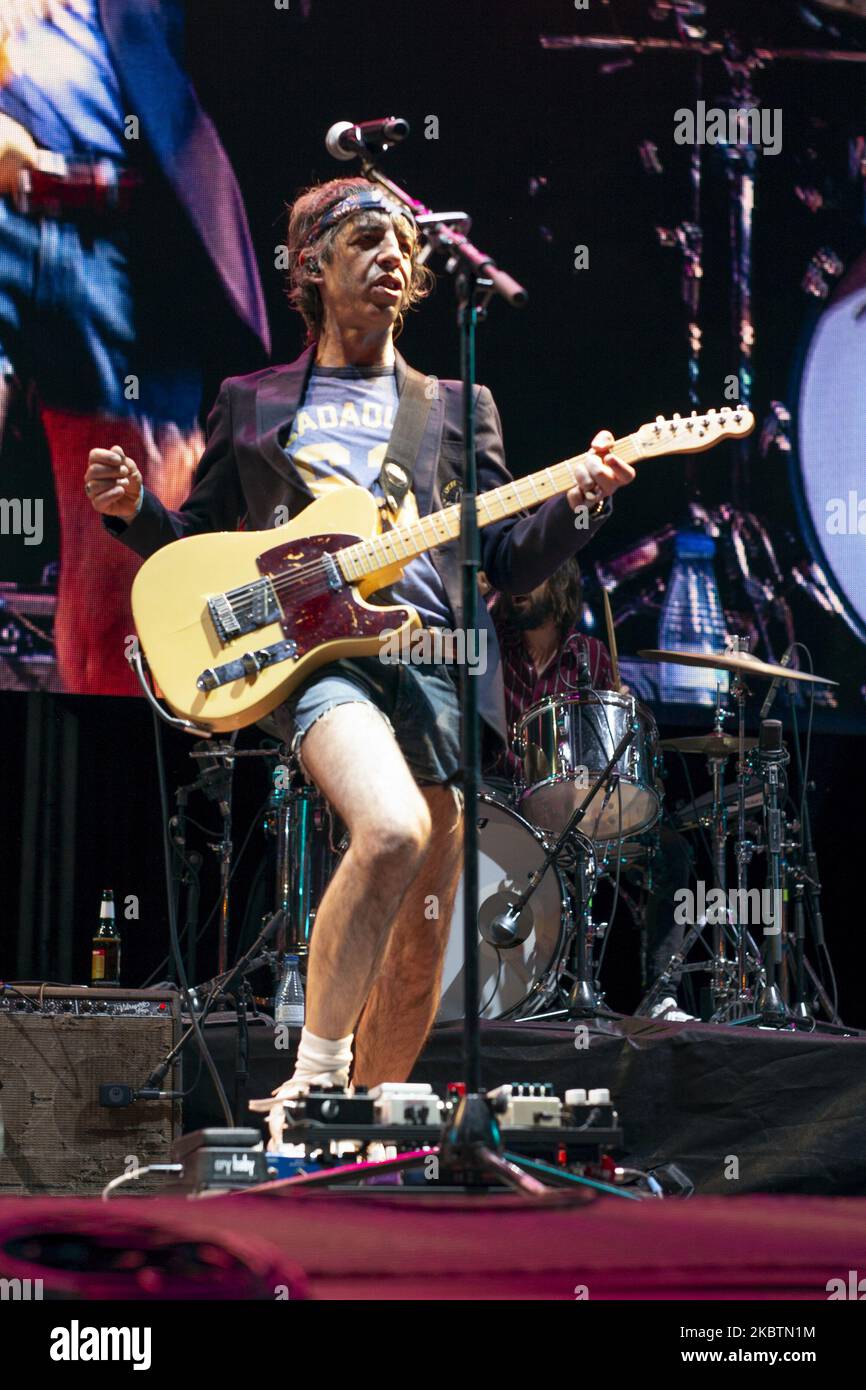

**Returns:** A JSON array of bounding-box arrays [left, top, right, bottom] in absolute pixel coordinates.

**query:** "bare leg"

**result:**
[[294, 701, 434, 1039], [353, 785, 463, 1087]]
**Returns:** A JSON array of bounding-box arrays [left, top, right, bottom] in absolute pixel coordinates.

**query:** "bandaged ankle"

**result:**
[[290, 1027, 354, 1088]]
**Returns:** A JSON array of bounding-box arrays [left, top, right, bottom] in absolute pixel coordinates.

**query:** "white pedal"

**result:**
[[367, 1082, 442, 1125], [491, 1083, 562, 1128]]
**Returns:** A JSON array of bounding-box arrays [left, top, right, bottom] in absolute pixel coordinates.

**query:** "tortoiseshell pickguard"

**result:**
[[256, 535, 412, 655]]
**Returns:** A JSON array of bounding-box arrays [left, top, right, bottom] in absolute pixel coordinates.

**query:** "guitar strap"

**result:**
[[377, 366, 433, 522]]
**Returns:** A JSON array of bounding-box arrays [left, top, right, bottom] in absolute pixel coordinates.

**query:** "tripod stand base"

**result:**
[[566, 978, 605, 1017], [756, 981, 790, 1028]]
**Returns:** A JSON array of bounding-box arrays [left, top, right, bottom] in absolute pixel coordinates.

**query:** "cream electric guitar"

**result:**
[[131, 406, 755, 732]]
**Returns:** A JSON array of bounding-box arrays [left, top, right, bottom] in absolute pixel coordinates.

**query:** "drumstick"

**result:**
[[602, 588, 622, 692]]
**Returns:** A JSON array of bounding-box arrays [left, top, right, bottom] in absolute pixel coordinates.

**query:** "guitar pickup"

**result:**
[[207, 579, 281, 644], [197, 638, 297, 692]]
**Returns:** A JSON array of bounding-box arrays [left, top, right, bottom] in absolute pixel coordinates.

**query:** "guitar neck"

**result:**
[[335, 434, 639, 585]]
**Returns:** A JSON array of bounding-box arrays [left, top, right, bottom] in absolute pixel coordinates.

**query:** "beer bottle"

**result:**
[[91, 889, 121, 986]]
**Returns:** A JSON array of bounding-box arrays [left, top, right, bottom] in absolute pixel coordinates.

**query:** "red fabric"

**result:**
[[0, 1192, 862, 1300], [41, 409, 199, 695]]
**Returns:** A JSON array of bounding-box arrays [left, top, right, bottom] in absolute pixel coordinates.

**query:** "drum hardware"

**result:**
[[505, 715, 643, 1022], [635, 641, 846, 1029], [783, 654, 842, 1028], [264, 759, 337, 965], [753, 720, 790, 1026]]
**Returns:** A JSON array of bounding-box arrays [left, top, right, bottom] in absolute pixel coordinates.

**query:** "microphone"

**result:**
[[758, 718, 785, 763], [577, 642, 592, 690], [326, 118, 410, 162], [478, 892, 533, 949], [759, 644, 794, 720]]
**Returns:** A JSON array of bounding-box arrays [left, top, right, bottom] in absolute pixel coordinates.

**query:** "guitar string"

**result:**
[[220, 448, 612, 616], [215, 424, 730, 619]]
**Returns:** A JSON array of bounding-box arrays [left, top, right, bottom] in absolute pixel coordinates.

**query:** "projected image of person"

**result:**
[[0, 0, 269, 693]]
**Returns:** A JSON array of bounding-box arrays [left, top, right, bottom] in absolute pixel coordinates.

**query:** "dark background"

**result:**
[[2, 0, 865, 1023]]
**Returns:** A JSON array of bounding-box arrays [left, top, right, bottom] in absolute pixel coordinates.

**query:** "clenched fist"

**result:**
[[84, 445, 143, 521]]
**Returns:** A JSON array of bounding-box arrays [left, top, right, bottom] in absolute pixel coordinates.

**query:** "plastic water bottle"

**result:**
[[658, 530, 729, 706], [274, 954, 305, 1027]]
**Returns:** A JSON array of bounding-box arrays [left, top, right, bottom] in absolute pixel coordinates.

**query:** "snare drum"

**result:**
[[515, 690, 661, 842]]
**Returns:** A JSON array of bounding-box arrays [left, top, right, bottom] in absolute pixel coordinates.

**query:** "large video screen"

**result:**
[[0, 0, 864, 734]]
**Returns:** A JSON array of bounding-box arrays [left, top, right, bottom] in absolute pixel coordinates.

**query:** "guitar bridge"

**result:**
[[207, 578, 281, 644], [197, 638, 297, 692]]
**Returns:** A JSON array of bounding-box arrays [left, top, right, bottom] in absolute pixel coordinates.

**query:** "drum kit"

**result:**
[[260, 634, 841, 1035]]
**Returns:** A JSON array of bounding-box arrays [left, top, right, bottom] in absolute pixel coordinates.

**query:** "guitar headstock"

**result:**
[[633, 406, 755, 458]]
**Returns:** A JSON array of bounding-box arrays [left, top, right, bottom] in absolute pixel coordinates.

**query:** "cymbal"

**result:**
[[638, 649, 838, 687], [660, 733, 758, 758]]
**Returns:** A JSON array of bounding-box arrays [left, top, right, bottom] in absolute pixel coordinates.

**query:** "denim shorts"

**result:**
[[270, 656, 462, 787]]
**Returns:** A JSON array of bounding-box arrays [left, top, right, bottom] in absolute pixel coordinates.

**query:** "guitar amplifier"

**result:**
[[0, 986, 181, 1195]]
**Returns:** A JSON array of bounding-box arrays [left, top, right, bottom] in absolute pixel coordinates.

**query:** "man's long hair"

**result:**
[[283, 177, 434, 345], [545, 556, 584, 634], [491, 556, 584, 635]]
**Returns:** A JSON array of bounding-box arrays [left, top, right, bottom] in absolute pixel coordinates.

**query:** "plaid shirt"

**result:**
[[492, 609, 615, 780]]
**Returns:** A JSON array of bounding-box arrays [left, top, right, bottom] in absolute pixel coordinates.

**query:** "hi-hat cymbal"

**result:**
[[660, 733, 758, 758], [638, 649, 838, 687]]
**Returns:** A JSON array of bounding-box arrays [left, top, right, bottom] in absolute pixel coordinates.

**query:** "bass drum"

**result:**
[[793, 251, 866, 644], [437, 794, 578, 1022]]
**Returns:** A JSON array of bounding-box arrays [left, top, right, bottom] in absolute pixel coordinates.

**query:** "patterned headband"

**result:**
[[303, 187, 417, 247]]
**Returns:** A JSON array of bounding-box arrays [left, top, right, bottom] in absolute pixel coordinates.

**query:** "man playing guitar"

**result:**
[[85, 175, 636, 1143]]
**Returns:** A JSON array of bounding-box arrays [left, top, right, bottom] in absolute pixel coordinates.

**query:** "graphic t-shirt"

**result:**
[[283, 364, 452, 627]]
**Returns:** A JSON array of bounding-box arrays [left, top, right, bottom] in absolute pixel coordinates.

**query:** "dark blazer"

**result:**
[[98, 0, 270, 354], [108, 346, 610, 740]]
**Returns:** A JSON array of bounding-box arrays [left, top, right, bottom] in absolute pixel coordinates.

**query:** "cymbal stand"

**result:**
[[716, 667, 764, 1022], [786, 677, 842, 1027], [754, 722, 790, 1025], [706, 701, 733, 1013]]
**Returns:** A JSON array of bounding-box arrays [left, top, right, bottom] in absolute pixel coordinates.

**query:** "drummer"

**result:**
[[485, 558, 695, 1021]]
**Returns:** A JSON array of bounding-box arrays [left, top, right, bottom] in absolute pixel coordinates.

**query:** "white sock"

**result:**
[[290, 1026, 354, 1089]]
